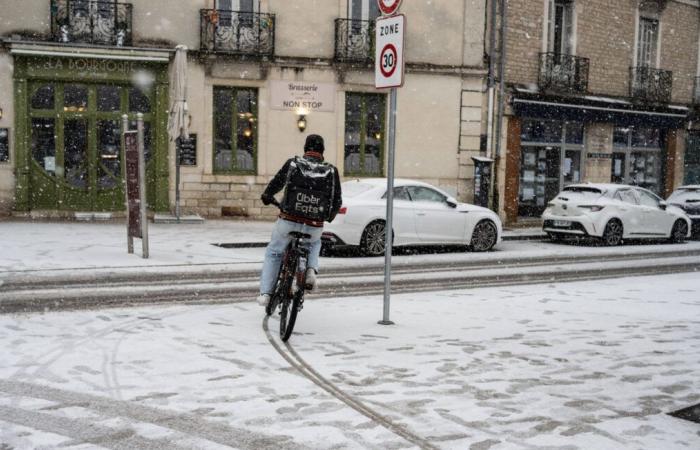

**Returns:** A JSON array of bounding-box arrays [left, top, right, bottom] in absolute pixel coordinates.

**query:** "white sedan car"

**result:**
[[323, 178, 503, 256], [542, 183, 691, 245]]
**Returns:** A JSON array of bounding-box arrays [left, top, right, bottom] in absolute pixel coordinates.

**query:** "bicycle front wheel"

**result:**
[[280, 290, 302, 342]]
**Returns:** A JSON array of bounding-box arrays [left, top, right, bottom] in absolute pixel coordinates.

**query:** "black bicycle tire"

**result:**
[[279, 252, 298, 339], [281, 290, 302, 342], [266, 263, 286, 316]]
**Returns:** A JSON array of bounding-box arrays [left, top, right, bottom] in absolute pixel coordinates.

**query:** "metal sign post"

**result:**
[[122, 113, 149, 258], [375, 3, 405, 326]]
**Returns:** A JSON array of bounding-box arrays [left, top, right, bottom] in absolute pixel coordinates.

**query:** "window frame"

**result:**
[[544, 0, 576, 56], [635, 13, 661, 69], [212, 86, 258, 175], [343, 92, 386, 177]]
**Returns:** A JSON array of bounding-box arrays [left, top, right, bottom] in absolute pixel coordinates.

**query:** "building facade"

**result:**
[[0, 0, 489, 219], [493, 0, 700, 225]]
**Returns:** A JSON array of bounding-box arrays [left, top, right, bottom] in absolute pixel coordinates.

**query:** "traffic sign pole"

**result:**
[[375, 9, 404, 326], [379, 86, 397, 326]]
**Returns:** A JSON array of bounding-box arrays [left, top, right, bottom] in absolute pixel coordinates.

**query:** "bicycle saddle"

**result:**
[[288, 231, 312, 239]]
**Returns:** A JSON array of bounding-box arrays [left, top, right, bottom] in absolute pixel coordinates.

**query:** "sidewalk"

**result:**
[[0, 218, 545, 275]]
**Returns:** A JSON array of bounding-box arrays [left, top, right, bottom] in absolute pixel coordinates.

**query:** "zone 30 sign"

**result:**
[[375, 14, 405, 88]]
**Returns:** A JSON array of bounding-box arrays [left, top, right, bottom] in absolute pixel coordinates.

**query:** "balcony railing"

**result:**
[[334, 19, 374, 64], [538, 52, 589, 94], [694, 76, 700, 104], [200, 9, 275, 57], [50, 0, 132, 46], [629, 66, 673, 103]]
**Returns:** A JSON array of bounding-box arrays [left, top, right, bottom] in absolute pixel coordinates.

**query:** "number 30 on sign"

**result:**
[[375, 14, 405, 89]]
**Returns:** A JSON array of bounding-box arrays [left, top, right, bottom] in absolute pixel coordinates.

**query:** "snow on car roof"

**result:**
[[342, 178, 436, 188]]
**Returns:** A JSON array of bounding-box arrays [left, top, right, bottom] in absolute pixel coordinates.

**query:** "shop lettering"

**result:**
[[42, 58, 135, 73], [282, 100, 324, 109], [288, 83, 318, 92]]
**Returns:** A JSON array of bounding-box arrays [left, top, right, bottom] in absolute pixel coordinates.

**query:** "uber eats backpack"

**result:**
[[281, 156, 335, 222]]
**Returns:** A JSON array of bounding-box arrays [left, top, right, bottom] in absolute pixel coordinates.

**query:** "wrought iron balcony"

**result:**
[[538, 53, 589, 94], [200, 9, 275, 57], [629, 66, 673, 103], [50, 0, 132, 47], [334, 18, 375, 64]]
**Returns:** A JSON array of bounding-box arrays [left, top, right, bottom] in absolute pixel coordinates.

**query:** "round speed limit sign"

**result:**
[[377, 0, 403, 16], [379, 44, 398, 78]]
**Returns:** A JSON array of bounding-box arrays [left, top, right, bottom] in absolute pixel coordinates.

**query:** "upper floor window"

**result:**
[[547, 0, 574, 55], [637, 17, 659, 68], [349, 0, 380, 22]]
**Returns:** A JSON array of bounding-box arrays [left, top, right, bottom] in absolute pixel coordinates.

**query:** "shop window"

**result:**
[[31, 85, 55, 110], [64, 84, 88, 112], [31, 118, 56, 175], [344, 92, 385, 176], [97, 120, 122, 189], [685, 132, 700, 185], [129, 87, 151, 113], [611, 126, 663, 194], [97, 85, 121, 112], [64, 119, 89, 189], [213, 86, 257, 174], [519, 119, 583, 217]]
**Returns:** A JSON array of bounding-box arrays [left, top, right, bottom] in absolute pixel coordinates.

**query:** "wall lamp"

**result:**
[[297, 114, 307, 132]]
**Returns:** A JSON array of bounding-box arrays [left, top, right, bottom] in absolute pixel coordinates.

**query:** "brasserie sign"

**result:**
[[270, 81, 335, 112]]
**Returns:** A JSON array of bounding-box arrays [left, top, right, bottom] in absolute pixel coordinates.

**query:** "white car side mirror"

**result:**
[[446, 197, 457, 208]]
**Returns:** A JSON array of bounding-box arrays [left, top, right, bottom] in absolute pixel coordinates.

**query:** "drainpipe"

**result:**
[[485, 0, 497, 159], [491, 0, 508, 215]]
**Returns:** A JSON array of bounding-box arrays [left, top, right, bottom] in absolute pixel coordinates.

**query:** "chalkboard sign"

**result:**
[[177, 134, 197, 166], [0, 128, 8, 162]]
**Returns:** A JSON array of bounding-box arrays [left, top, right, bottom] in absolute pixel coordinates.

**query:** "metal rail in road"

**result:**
[[2, 250, 699, 313]]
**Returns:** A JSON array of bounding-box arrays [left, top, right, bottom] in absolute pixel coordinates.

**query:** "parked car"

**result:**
[[667, 185, 700, 237], [323, 178, 503, 256], [542, 183, 691, 245]]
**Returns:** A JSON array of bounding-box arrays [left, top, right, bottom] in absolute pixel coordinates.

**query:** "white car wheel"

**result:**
[[601, 220, 623, 246], [670, 220, 688, 244], [470, 220, 498, 252], [360, 221, 387, 256]]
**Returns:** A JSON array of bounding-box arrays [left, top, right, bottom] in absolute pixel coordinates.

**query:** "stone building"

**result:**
[[0, 0, 489, 219], [492, 0, 700, 225]]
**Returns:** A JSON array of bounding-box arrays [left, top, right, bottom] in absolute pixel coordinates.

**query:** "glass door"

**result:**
[[519, 146, 561, 217]]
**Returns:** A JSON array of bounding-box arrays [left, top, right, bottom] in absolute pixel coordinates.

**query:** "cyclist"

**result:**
[[257, 134, 342, 307]]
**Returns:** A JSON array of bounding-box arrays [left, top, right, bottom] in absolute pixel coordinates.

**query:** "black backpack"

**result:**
[[281, 156, 336, 222]]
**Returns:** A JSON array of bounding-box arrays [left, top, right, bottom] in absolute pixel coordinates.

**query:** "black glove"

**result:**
[[261, 193, 273, 206]]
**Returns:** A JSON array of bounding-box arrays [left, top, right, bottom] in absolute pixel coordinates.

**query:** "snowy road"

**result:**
[[1, 273, 699, 449]]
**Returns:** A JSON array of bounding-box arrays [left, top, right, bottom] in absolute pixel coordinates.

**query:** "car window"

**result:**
[[637, 189, 660, 207], [616, 189, 639, 205], [381, 186, 411, 201], [406, 186, 446, 203]]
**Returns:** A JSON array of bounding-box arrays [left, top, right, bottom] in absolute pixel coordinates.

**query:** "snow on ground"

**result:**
[[1, 273, 699, 449]]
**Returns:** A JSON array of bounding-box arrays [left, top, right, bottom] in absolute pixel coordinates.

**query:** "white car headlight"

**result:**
[[579, 205, 605, 212]]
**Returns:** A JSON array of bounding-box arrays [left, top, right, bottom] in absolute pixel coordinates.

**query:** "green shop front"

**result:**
[[12, 50, 170, 213]]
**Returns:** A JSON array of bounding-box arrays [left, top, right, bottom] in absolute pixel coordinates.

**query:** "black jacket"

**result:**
[[261, 152, 342, 223]]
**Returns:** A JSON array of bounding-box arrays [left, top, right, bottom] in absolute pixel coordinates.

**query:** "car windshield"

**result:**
[[668, 188, 700, 203], [341, 181, 376, 198]]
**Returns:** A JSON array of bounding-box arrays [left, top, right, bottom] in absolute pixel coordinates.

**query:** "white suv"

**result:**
[[542, 183, 691, 245]]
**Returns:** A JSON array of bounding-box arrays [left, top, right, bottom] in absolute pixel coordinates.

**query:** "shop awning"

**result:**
[[6, 40, 172, 62], [511, 89, 689, 129]]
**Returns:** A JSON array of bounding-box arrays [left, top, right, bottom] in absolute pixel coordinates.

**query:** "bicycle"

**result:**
[[265, 201, 311, 342]]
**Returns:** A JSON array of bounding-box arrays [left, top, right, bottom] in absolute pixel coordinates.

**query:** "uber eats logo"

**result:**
[[295, 191, 324, 216]]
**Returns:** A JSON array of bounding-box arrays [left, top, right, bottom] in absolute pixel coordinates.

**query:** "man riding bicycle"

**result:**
[[257, 134, 342, 307]]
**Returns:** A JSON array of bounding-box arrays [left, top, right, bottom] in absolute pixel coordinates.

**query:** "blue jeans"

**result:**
[[259, 218, 323, 295]]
